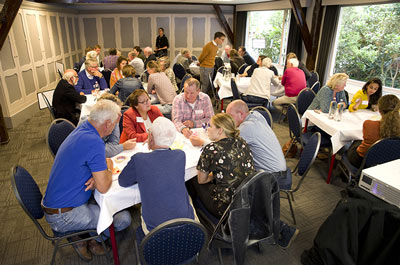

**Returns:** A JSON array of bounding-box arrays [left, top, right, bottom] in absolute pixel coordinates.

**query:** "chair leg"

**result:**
[[134, 237, 141, 265], [218, 248, 224, 265], [284, 139, 296, 158], [290, 191, 295, 202], [51, 240, 60, 265], [99, 236, 112, 261], [286, 192, 296, 225]]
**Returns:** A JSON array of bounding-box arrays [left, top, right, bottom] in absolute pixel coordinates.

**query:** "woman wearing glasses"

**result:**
[[120, 89, 163, 143]]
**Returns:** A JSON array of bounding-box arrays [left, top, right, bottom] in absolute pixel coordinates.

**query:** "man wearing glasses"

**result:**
[[53, 69, 87, 125], [75, 59, 108, 94]]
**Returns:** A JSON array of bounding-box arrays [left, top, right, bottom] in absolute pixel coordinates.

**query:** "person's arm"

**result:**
[[193, 96, 215, 128], [349, 90, 363, 112], [281, 71, 287, 86], [307, 88, 323, 111], [75, 74, 85, 94], [197, 170, 213, 184], [104, 125, 123, 157], [109, 71, 117, 89], [118, 156, 138, 187], [64, 86, 87, 104], [146, 75, 154, 94], [109, 80, 120, 95], [196, 144, 215, 184], [92, 158, 113, 194], [271, 74, 280, 87], [172, 97, 187, 132], [198, 44, 209, 64]]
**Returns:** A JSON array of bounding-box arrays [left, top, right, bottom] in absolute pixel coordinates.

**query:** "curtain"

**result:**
[[234, 11, 247, 48], [286, 8, 307, 61]]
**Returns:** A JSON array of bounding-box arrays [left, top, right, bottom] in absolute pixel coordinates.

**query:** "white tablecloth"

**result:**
[[189, 63, 200, 75], [213, 72, 251, 99], [302, 109, 381, 153], [94, 129, 204, 234], [80, 94, 97, 117]]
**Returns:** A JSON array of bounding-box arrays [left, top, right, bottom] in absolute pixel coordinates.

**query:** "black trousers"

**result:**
[[347, 140, 363, 168]]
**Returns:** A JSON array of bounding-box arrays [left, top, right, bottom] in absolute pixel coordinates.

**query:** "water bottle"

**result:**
[[328, 98, 337, 119], [335, 99, 346, 122]]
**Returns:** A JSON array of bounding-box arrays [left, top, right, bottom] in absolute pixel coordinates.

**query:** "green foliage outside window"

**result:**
[[334, 4, 400, 88]]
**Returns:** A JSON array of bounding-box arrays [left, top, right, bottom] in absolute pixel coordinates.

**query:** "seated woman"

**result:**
[[120, 89, 163, 143], [240, 55, 278, 77], [158, 56, 179, 92], [146, 60, 177, 115], [110, 56, 128, 88], [346, 94, 400, 168], [190, 113, 255, 218], [307, 73, 349, 113], [110, 65, 143, 104], [229, 49, 245, 75], [349, 78, 382, 112]]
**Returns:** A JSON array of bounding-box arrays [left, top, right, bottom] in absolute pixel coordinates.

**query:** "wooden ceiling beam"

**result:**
[[289, 0, 312, 55], [213, 4, 234, 45], [0, 0, 23, 50], [306, 0, 323, 70]]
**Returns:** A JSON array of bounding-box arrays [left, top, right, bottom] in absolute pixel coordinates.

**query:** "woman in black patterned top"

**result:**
[[193, 113, 254, 218]]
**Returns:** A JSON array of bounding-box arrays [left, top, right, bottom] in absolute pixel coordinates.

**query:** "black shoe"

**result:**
[[278, 226, 299, 249]]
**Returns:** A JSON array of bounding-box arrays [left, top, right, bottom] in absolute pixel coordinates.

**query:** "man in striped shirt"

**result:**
[[172, 78, 214, 138]]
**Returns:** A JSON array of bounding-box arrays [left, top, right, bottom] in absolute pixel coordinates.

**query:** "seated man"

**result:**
[[176, 49, 193, 72], [75, 59, 108, 94], [272, 58, 306, 113], [52, 69, 87, 125], [118, 117, 197, 234], [103, 48, 119, 70], [226, 100, 291, 189], [128, 49, 145, 76], [42, 100, 131, 261], [172, 78, 214, 138], [220, 45, 231, 63], [143, 46, 157, 68], [238, 46, 256, 66]]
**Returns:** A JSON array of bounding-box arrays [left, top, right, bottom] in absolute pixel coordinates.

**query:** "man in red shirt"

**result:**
[[272, 58, 306, 112]]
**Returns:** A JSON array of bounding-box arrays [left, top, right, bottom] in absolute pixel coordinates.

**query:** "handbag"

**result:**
[[282, 139, 297, 158]]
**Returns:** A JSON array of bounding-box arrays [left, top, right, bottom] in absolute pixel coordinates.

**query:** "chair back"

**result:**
[[180, 74, 192, 91], [310, 81, 320, 94], [208, 73, 219, 101], [217, 66, 224, 74], [102, 69, 112, 88], [251, 106, 273, 129], [139, 218, 207, 265], [230, 78, 241, 100], [119, 106, 130, 136], [296, 88, 316, 116], [286, 104, 302, 144], [42, 93, 56, 119], [297, 132, 321, 177], [362, 137, 400, 170], [46, 118, 76, 157], [191, 55, 198, 61], [215, 57, 224, 69], [173, 63, 186, 80], [140, 69, 149, 83], [238, 63, 248, 74], [307, 71, 319, 88]]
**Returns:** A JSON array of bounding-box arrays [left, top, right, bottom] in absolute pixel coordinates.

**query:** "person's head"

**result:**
[[286, 52, 297, 60], [86, 50, 98, 60], [85, 59, 99, 76], [133, 46, 141, 56], [157, 56, 170, 71], [85, 46, 94, 55], [146, 60, 161, 74], [94, 44, 101, 55], [108, 48, 117, 56], [144, 47, 153, 57], [262, 57, 272, 68], [148, 117, 176, 150], [181, 49, 190, 59], [208, 113, 240, 141], [287, 58, 299, 68], [238, 46, 246, 56], [378, 95, 400, 138], [116, 56, 128, 71], [116, 50, 121, 56], [214, 32, 226, 45], [326, 73, 349, 92], [128, 89, 151, 113], [226, 100, 249, 126], [183, 78, 201, 104], [88, 99, 121, 138], [229, 49, 239, 58], [128, 51, 135, 61], [62, 69, 79, 86], [224, 45, 231, 54], [158, 27, 164, 36], [122, 65, 136, 78], [98, 92, 123, 107], [257, 55, 267, 66], [362, 78, 382, 105]]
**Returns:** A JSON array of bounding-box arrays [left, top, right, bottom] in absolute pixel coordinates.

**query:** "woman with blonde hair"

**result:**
[[307, 73, 349, 113], [110, 56, 128, 88], [110, 65, 144, 104], [347, 94, 400, 168], [189, 113, 255, 218], [157, 56, 178, 92]]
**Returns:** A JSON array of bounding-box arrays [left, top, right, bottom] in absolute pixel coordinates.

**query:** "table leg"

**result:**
[[221, 99, 224, 111], [326, 154, 336, 184], [110, 223, 120, 265], [303, 119, 308, 133]]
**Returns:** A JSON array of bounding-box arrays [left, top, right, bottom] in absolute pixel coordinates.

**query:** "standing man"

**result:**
[[75, 59, 108, 94], [238, 46, 256, 66], [42, 100, 131, 261], [53, 69, 87, 126], [198, 32, 226, 93]]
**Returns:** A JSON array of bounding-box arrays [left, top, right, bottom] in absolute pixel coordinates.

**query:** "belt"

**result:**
[[42, 205, 74, 215]]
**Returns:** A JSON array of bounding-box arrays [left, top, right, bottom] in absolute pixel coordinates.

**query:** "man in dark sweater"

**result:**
[[238, 46, 256, 66], [52, 69, 87, 125]]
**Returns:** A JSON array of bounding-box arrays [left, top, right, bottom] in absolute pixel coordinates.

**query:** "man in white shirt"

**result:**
[[128, 50, 144, 76]]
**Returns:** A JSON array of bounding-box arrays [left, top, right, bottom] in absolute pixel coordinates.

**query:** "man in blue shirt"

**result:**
[[75, 59, 108, 94], [42, 100, 131, 261], [119, 117, 197, 234]]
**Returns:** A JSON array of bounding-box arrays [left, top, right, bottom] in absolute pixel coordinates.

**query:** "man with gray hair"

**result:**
[[128, 50, 144, 76], [143, 46, 157, 68], [76, 59, 108, 94], [272, 58, 306, 113], [42, 99, 132, 261], [119, 117, 197, 234], [52, 69, 87, 125]]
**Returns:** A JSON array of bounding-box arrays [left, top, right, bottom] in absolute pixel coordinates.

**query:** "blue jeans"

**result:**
[[44, 202, 131, 240]]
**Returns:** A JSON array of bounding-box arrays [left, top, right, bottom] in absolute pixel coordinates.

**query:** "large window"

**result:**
[[332, 3, 400, 89], [245, 10, 291, 65]]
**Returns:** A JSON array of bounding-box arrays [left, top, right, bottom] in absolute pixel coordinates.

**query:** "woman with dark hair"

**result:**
[[229, 49, 245, 75], [155, 27, 169, 57], [120, 89, 163, 143], [349, 78, 382, 112], [346, 94, 400, 168], [110, 56, 128, 88]]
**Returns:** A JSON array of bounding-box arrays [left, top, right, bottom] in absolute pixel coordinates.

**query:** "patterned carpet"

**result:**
[[0, 108, 344, 265]]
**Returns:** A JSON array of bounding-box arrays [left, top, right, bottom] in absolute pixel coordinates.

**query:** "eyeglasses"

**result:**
[[138, 99, 150, 104]]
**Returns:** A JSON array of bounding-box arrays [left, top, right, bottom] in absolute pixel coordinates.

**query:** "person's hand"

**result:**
[[93, 70, 103, 78], [182, 127, 193, 138], [106, 158, 114, 174], [314, 109, 321, 114], [116, 91, 119, 96], [151, 90, 156, 94], [353, 98, 362, 110], [80, 92, 85, 96], [183, 120, 194, 128], [278, 75, 283, 81], [189, 135, 204, 147], [196, 61, 200, 66], [371, 104, 378, 112], [85, 178, 96, 191], [123, 138, 136, 150]]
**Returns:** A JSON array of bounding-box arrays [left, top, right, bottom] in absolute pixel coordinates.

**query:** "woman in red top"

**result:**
[[120, 89, 163, 143], [347, 94, 400, 167]]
